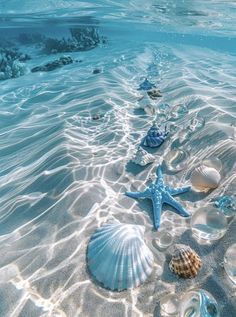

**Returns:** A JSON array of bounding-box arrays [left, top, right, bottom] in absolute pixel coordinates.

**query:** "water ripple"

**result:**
[[0, 42, 235, 316]]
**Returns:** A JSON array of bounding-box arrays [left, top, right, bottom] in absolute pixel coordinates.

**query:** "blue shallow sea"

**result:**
[[0, 1, 236, 316]]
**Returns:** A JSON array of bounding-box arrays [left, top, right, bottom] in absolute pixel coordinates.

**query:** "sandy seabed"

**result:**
[[0, 41, 236, 316]]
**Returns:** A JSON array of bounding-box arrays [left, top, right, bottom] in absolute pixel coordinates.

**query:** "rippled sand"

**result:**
[[0, 41, 236, 316]]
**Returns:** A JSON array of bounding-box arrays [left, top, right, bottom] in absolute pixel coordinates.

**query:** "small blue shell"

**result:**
[[137, 78, 156, 91], [142, 123, 168, 148]]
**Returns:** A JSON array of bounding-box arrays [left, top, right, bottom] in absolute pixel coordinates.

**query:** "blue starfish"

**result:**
[[137, 78, 156, 91], [125, 166, 191, 230]]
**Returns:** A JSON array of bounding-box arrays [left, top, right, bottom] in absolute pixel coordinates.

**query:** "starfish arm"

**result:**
[[155, 166, 163, 185], [125, 189, 150, 200], [164, 193, 190, 217], [166, 185, 191, 196], [151, 194, 162, 230]]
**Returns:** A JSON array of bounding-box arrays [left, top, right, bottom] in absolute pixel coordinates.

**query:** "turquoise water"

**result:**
[[0, 1, 236, 317]]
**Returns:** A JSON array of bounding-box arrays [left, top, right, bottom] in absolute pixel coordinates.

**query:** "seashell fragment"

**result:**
[[87, 223, 154, 291], [169, 244, 202, 278], [142, 122, 168, 148], [131, 146, 155, 166], [137, 94, 156, 115], [190, 165, 221, 190], [147, 89, 162, 99]]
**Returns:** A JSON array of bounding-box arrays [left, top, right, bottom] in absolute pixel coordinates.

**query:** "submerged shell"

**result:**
[[147, 89, 162, 99], [142, 123, 168, 148], [137, 78, 156, 91], [131, 147, 155, 166], [169, 244, 202, 278], [87, 223, 154, 291], [137, 94, 156, 115], [190, 165, 221, 190]]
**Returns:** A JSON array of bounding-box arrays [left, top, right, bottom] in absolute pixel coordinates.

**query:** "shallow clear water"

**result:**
[[0, 1, 236, 317]]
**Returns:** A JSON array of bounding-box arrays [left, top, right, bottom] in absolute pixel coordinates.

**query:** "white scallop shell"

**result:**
[[190, 165, 221, 190], [87, 223, 154, 291], [131, 147, 155, 166]]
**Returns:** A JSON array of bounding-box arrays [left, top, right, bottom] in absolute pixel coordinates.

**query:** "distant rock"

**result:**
[[31, 56, 74, 72], [18, 27, 107, 55], [92, 68, 101, 74], [0, 47, 29, 80], [43, 27, 106, 54]]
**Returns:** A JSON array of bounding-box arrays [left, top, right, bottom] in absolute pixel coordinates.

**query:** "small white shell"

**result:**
[[131, 147, 155, 166], [87, 223, 154, 291], [137, 94, 156, 115], [190, 165, 221, 190]]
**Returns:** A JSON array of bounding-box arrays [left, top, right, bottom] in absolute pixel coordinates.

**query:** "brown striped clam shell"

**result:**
[[169, 244, 202, 278]]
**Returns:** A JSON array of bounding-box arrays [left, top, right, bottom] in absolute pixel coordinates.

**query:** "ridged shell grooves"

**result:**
[[142, 123, 168, 148], [190, 165, 221, 190], [169, 244, 202, 278], [87, 223, 154, 291]]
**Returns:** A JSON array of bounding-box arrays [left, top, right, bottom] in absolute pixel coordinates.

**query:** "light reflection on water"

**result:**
[[0, 1, 236, 316]]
